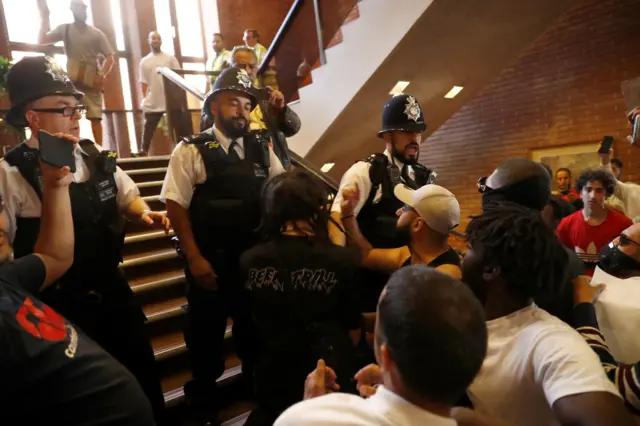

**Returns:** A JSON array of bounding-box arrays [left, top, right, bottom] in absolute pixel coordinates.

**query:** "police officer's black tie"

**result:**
[[228, 140, 241, 161]]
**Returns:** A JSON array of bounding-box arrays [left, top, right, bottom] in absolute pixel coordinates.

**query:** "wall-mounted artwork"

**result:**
[[531, 143, 601, 190]]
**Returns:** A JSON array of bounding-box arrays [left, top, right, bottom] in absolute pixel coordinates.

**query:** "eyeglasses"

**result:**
[[618, 233, 640, 248], [477, 176, 492, 193], [31, 105, 87, 118]]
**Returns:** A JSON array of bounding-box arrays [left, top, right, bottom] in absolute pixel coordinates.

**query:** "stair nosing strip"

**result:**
[[141, 195, 161, 203], [126, 167, 168, 175], [131, 273, 185, 294], [124, 229, 174, 244], [145, 304, 185, 323], [117, 155, 171, 164], [221, 411, 252, 426], [120, 250, 178, 268], [136, 180, 164, 188]]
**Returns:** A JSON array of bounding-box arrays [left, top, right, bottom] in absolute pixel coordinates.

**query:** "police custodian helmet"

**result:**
[[377, 93, 427, 138], [203, 67, 258, 119], [6, 56, 84, 128]]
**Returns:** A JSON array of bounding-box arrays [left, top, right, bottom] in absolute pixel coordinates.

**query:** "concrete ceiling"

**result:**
[[305, 0, 585, 180]]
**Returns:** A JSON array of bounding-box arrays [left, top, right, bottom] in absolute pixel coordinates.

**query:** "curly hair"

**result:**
[[465, 202, 569, 301], [575, 168, 615, 196], [259, 169, 331, 241]]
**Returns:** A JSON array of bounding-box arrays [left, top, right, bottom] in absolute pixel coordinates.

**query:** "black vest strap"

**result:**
[[4, 142, 43, 200]]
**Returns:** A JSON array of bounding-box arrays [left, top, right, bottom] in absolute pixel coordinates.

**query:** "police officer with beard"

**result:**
[[330, 94, 435, 311], [0, 56, 168, 422], [160, 67, 285, 422]]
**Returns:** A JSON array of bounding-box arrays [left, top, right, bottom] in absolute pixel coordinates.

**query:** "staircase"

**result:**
[[117, 156, 253, 426]]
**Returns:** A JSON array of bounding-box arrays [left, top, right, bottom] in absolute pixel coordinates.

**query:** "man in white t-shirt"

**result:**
[[462, 202, 634, 426], [138, 31, 180, 156], [275, 266, 488, 426]]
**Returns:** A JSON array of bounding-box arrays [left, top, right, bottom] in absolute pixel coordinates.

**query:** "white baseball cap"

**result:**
[[394, 184, 460, 235]]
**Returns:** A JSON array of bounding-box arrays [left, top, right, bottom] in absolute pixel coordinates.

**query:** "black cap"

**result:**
[[202, 67, 257, 119], [6, 56, 84, 128], [377, 94, 427, 138]]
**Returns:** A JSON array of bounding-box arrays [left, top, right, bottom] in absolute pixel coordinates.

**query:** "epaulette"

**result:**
[[182, 132, 217, 146]]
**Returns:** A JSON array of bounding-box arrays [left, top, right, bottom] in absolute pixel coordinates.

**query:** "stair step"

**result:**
[[222, 411, 251, 426], [152, 325, 232, 361], [125, 168, 168, 184], [126, 167, 168, 175], [163, 354, 242, 407], [129, 269, 185, 294], [117, 156, 170, 172], [136, 180, 164, 188], [141, 194, 165, 211], [144, 296, 187, 323], [121, 247, 178, 268]]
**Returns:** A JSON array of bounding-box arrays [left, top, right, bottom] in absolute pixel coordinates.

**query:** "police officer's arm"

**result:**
[[329, 162, 374, 246], [161, 144, 217, 289], [33, 158, 74, 289], [340, 185, 409, 273]]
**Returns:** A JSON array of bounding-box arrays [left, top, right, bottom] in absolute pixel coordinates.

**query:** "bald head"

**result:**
[[486, 158, 551, 190], [148, 31, 162, 53]]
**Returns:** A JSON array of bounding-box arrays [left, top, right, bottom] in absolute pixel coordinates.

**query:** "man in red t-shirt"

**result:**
[[556, 169, 632, 275]]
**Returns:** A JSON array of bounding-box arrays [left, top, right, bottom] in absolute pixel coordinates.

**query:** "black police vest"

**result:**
[[186, 131, 270, 256], [357, 154, 432, 248], [5, 140, 125, 291]]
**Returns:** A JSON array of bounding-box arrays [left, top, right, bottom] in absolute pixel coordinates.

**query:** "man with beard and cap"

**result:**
[[570, 222, 640, 413], [161, 66, 285, 423], [138, 31, 180, 156], [330, 94, 436, 311], [462, 202, 635, 426], [38, 0, 115, 145], [0, 56, 169, 423], [339, 183, 461, 278], [477, 157, 587, 324]]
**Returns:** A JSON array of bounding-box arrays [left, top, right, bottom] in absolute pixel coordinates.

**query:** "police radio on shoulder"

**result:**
[[38, 130, 77, 173]]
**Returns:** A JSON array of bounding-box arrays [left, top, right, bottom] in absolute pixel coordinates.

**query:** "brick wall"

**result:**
[[421, 0, 640, 243], [216, 0, 295, 49]]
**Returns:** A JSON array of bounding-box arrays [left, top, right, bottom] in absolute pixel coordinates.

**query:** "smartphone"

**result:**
[[38, 130, 76, 173], [598, 136, 614, 154]]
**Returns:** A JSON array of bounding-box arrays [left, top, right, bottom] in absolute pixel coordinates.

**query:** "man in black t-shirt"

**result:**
[[240, 170, 363, 426], [0, 135, 154, 425]]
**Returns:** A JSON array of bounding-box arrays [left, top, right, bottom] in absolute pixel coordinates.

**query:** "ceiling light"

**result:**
[[389, 81, 410, 95], [444, 86, 464, 99], [321, 163, 335, 173]]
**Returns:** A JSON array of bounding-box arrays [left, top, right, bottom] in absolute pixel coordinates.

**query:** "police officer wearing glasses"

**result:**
[[329, 94, 436, 311], [0, 56, 168, 423], [161, 67, 285, 423]]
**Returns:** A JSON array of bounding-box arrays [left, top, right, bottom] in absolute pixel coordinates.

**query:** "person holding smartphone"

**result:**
[[0, 136, 155, 425], [0, 56, 169, 422]]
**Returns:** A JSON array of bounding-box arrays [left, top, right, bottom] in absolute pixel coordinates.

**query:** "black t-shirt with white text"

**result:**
[[0, 255, 154, 426]]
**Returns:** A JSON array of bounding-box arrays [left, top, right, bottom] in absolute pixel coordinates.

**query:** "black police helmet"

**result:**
[[6, 56, 84, 128], [202, 67, 257, 120], [377, 94, 427, 138]]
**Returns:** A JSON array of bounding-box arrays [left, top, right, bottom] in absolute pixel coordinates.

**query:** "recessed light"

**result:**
[[321, 163, 335, 173], [444, 86, 464, 99], [389, 81, 410, 95]]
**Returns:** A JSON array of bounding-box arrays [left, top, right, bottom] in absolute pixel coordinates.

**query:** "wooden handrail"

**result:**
[[155, 66, 338, 192], [257, 0, 305, 75]]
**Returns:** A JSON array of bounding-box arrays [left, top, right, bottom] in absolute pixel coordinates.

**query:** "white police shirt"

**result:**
[[331, 150, 417, 218], [0, 137, 140, 243], [160, 125, 285, 209]]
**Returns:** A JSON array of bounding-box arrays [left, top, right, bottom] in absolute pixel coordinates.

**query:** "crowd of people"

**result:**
[[0, 1, 639, 426]]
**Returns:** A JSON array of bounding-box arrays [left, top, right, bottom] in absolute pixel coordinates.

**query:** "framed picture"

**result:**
[[531, 143, 600, 190]]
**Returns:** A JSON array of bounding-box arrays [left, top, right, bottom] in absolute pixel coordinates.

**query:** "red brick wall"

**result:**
[[421, 0, 640, 242], [216, 0, 295, 49]]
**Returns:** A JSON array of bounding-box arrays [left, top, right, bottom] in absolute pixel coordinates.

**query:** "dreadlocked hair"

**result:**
[[465, 202, 569, 301], [259, 169, 331, 241]]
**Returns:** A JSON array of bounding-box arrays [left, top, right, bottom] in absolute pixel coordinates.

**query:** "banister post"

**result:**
[[312, 0, 326, 66]]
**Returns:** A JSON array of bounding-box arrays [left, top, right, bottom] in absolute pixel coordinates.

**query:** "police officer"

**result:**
[[0, 56, 168, 422], [160, 67, 285, 421], [329, 94, 435, 311]]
